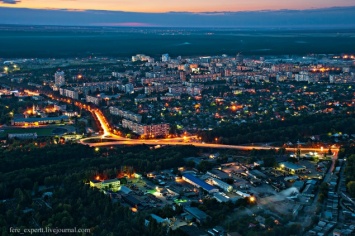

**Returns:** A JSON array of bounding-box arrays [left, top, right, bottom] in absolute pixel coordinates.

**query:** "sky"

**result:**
[[1, 0, 355, 12], [0, 1, 355, 28]]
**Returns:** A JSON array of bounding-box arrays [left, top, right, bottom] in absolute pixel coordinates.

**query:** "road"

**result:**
[[80, 137, 340, 152], [85, 106, 341, 152], [28, 89, 340, 153]]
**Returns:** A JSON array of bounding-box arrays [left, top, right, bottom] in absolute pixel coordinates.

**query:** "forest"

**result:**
[[0, 143, 197, 235], [342, 145, 355, 198], [199, 113, 355, 145]]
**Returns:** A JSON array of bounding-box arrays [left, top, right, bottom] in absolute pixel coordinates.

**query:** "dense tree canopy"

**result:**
[[0, 144, 197, 235]]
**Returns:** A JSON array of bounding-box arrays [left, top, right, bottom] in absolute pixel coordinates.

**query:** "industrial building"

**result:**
[[11, 115, 69, 126], [209, 177, 233, 192], [280, 162, 306, 174], [184, 207, 209, 223], [8, 133, 38, 139], [207, 169, 230, 179], [89, 178, 121, 191], [182, 173, 218, 194]]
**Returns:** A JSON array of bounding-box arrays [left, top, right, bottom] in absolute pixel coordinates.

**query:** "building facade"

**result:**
[[54, 71, 65, 87], [121, 119, 169, 137]]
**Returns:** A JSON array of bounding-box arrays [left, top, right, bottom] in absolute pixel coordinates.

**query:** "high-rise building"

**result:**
[[54, 71, 65, 87], [236, 53, 244, 64], [162, 53, 170, 62]]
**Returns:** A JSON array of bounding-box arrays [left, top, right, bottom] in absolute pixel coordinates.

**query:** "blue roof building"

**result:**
[[182, 173, 218, 193]]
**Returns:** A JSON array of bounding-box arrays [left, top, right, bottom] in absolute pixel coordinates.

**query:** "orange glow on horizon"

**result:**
[[1, 1, 355, 13]]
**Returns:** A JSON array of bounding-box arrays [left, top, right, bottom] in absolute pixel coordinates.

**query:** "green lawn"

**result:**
[[147, 189, 157, 194], [174, 198, 187, 204]]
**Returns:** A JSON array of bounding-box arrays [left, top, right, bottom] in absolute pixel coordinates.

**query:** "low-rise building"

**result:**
[[11, 115, 69, 126], [89, 178, 121, 191], [184, 207, 210, 224], [8, 133, 38, 139], [280, 162, 306, 174], [182, 173, 218, 193], [209, 177, 233, 192]]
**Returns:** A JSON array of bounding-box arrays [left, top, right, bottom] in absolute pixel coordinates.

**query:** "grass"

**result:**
[[174, 198, 187, 203], [147, 189, 157, 194]]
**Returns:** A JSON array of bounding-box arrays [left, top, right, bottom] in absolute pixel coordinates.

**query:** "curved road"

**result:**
[[82, 103, 340, 152], [80, 137, 339, 152]]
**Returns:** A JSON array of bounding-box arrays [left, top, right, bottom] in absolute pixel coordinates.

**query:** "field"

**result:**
[[0, 26, 355, 58]]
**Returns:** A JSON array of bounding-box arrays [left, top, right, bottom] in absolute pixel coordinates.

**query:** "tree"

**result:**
[[33, 182, 39, 196], [347, 181, 355, 198], [197, 161, 213, 173], [186, 160, 195, 168]]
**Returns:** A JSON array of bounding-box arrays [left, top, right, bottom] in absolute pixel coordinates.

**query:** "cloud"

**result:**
[[0, 6, 354, 28], [0, 0, 20, 4]]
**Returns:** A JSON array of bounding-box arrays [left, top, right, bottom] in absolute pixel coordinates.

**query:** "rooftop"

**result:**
[[182, 173, 217, 192], [280, 162, 306, 170], [13, 115, 69, 123], [102, 178, 120, 184], [184, 207, 209, 220]]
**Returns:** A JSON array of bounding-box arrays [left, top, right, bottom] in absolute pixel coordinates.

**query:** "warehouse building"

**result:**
[[182, 173, 219, 193], [280, 162, 306, 174]]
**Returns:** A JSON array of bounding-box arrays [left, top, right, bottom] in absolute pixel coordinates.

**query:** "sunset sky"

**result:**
[[1, 0, 355, 12], [0, 1, 354, 27]]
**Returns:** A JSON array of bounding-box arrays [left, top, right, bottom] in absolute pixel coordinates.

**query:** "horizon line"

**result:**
[[1, 5, 355, 14]]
